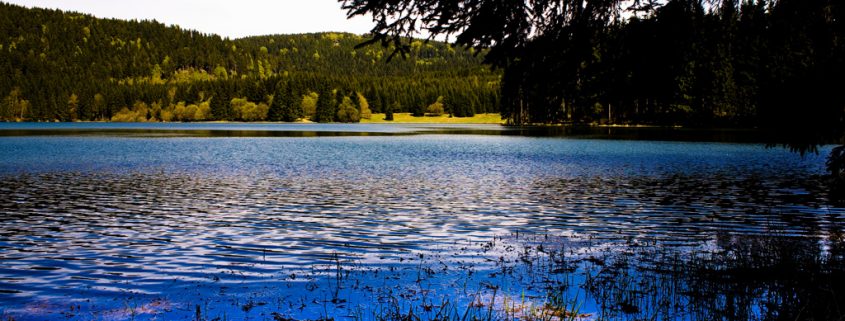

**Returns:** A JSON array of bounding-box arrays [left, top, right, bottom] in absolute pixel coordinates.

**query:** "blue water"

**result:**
[[0, 123, 839, 320]]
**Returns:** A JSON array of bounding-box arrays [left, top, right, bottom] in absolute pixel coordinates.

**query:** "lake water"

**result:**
[[0, 123, 841, 320]]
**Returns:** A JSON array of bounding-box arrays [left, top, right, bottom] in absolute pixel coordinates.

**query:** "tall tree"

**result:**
[[278, 85, 302, 122], [342, 0, 845, 154], [314, 85, 337, 123]]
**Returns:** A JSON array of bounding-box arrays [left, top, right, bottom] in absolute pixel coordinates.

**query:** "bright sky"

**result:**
[[4, 0, 377, 39]]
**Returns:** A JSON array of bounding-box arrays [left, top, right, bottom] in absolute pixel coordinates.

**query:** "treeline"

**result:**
[[502, 0, 844, 137], [0, 2, 500, 122]]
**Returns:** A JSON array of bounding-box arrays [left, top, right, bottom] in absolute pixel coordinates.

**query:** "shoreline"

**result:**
[[1, 116, 766, 132]]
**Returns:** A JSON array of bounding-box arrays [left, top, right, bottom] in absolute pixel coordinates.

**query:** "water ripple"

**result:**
[[0, 132, 841, 319]]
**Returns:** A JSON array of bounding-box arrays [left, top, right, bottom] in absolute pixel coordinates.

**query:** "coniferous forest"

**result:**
[[0, 2, 500, 123], [345, 0, 844, 151], [2, 0, 843, 151]]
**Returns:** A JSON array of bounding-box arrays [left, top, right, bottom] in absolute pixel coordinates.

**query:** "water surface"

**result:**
[[0, 123, 840, 320]]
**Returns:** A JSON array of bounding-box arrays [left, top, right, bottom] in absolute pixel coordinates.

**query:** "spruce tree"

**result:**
[[267, 88, 284, 121], [279, 86, 301, 122], [314, 85, 336, 123]]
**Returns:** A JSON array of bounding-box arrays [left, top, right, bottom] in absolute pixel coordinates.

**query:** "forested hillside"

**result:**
[[0, 2, 500, 122]]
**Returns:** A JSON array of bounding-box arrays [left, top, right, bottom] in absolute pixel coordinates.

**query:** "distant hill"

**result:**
[[0, 2, 500, 122]]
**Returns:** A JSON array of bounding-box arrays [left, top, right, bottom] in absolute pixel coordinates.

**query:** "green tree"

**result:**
[[212, 65, 229, 79], [267, 92, 283, 121], [336, 96, 360, 123], [210, 91, 231, 121], [384, 101, 398, 121], [425, 96, 445, 116], [301, 91, 319, 119], [314, 86, 336, 123], [67, 93, 79, 121], [356, 92, 372, 119], [1, 88, 30, 121], [270, 85, 301, 122], [231, 97, 268, 121]]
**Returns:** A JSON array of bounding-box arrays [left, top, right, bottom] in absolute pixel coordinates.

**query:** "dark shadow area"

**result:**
[[583, 232, 845, 320]]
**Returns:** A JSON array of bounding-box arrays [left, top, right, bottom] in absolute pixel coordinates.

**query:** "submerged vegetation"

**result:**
[[0, 2, 500, 123], [0, 133, 841, 320], [252, 232, 845, 321], [7, 231, 841, 320]]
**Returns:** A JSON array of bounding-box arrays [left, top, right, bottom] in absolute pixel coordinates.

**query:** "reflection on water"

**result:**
[[0, 124, 842, 320], [580, 232, 845, 321], [0, 122, 774, 143]]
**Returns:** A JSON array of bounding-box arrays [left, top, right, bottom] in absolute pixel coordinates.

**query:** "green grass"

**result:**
[[360, 113, 503, 124]]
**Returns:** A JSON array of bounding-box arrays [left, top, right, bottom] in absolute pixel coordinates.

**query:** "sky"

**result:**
[[4, 0, 377, 39]]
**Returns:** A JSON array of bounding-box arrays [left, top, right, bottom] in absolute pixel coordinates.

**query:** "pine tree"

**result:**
[[336, 96, 360, 123], [267, 92, 284, 122], [279, 85, 301, 122], [314, 85, 336, 123]]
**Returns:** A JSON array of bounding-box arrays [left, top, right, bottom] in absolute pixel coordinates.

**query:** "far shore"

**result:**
[[2, 115, 767, 131], [360, 113, 503, 124], [3, 113, 506, 125]]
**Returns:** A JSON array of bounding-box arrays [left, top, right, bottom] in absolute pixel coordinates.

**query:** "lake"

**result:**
[[0, 123, 842, 320]]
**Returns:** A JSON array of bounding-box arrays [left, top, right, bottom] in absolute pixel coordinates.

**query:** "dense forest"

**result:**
[[499, 0, 844, 152], [497, 0, 844, 131], [345, 0, 844, 150], [3, 0, 842, 147], [0, 2, 500, 122]]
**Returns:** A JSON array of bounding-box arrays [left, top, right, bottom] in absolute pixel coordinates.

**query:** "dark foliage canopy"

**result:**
[[343, 0, 845, 152], [342, 0, 630, 66]]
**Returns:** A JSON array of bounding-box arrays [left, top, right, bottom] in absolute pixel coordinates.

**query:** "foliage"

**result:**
[[383, 105, 394, 121], [827, 145, 845, 179], [0, 3, 500, 122], [385, 101, 400, 121], [361, 112, 501, 124], [343, 0, 845, 152], [301, 92, 319, 119], [356, 92, 371, 119], [314, 87, 337, 123], [1, 88, 30, 121], [111, 101, 149, 122], [425, 96, 445, 116], [269, 84, 302, 122], [231, 97, 268, 121], [336, 96, 360, 123]]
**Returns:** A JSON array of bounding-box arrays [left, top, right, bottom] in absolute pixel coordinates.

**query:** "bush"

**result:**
[[231, 97, 268, 121], [336, 96, 360, 123], [425, 96, 445, 116], [110, 101, 149, 122]]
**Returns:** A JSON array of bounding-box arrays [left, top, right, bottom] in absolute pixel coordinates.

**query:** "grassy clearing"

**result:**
[[360, 113, 503, 124]]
